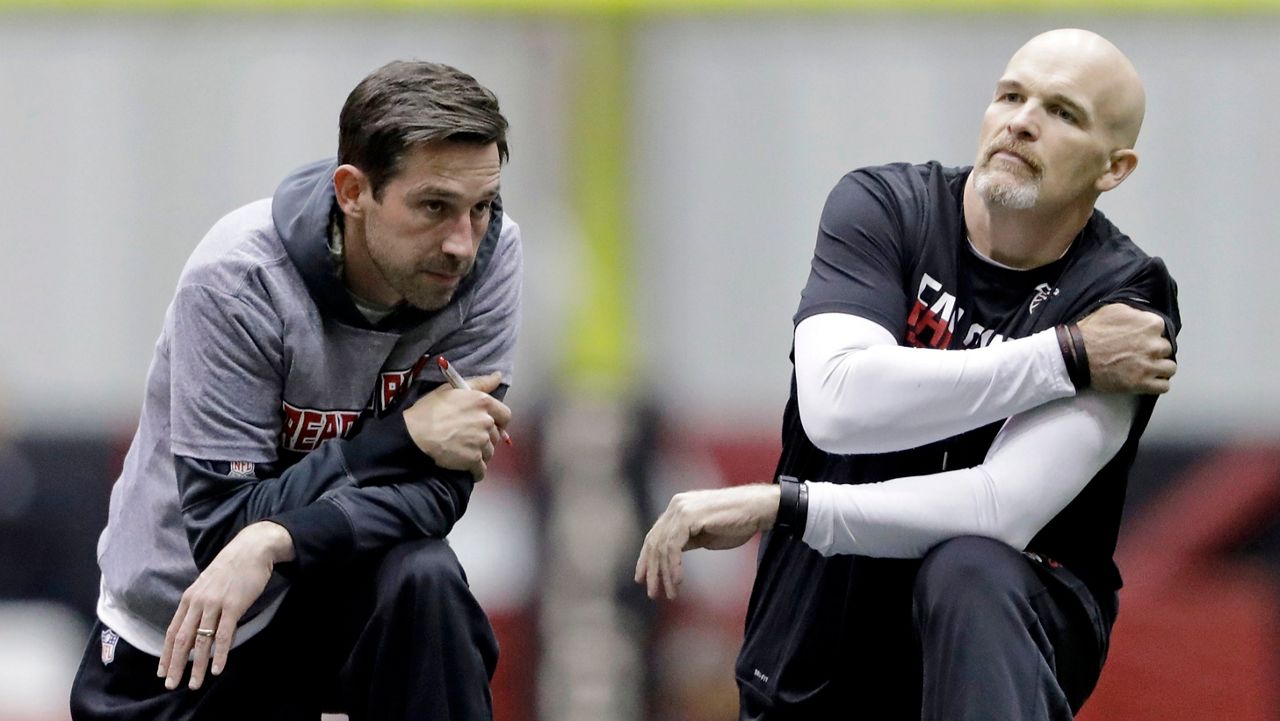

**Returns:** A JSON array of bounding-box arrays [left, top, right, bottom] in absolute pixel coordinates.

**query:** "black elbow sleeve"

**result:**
[[174, 456, 263, 570]]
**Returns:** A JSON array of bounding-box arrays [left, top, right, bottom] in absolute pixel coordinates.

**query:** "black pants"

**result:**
[[70, 538, 498, 721], [737, 535, 1114, 721]]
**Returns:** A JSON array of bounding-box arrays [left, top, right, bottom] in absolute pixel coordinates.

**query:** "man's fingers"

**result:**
[[186, 609, 220, 690], [470, 459, 488, 482], [164, 608, 202, 689], [1145, 378, 1171, 395], [1139, 358, 1176, 393], [210, 611, 241, 678], [657, 544, 673, 600], [158, 597, 188, 677], [644, 536, 663, 600], [636, 504, 698, 601], [163, 615, 195, 688], [477, 400, 513, 446], [662, 518, 688, 600], [646, 554, 661, 600], [663, 549, 681, 600], [1084, 302, 1160, 328], [464, 371, 503, 393], [481, 397, 513, 428]]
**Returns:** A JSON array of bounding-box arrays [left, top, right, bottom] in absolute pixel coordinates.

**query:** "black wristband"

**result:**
[[1055, 323, 1091, 390], [1067, 322, 1091, 389], [776, 475, 809, 537]]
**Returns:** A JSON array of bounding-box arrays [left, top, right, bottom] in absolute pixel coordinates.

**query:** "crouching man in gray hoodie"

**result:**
[[70, 60, 522, 721]]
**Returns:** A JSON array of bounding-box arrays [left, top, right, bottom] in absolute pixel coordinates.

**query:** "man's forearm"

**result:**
[[795, 313, 1075, 454], [800, 391, 1137, 558], [270, 473, 473, 571], [178, 412, 461, 570]]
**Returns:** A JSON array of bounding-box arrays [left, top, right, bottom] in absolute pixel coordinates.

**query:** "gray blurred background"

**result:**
[[1, 5, 1277, 721]]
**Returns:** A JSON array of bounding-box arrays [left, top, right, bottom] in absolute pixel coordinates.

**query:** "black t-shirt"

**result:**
[[775, 161, 1181, 597]]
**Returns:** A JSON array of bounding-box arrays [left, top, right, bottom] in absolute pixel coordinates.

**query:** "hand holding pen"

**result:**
[[438, 356, 513, 446]]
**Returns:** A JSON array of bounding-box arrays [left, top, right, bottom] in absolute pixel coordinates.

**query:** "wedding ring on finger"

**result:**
[[195, 628, 215, 639]]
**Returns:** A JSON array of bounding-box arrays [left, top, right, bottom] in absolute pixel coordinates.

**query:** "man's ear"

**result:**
[[333, 164, 369, 217], [1096, 149, 1138, 193]]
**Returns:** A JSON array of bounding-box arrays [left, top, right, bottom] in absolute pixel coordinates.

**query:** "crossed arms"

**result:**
[[635, 303, 1175, 600], [156, 220, 522, 689]]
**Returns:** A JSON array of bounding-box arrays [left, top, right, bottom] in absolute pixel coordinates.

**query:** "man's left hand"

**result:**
[[634, 485, 780, 601], [158, 521, 294, 691]]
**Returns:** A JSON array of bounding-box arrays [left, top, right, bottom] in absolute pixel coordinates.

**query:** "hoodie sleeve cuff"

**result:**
[[268, 498, 355, 575]]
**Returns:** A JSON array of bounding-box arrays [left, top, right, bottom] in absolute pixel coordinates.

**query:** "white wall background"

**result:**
[[0, 13, 581, 434], [1, 12, 1275, 443]]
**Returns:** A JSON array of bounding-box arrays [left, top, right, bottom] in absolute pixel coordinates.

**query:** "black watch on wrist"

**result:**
[[776, 475, 809, 536]]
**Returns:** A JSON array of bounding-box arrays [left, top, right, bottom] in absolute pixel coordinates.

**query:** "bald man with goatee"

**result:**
[[636, 29, 1179, 721]]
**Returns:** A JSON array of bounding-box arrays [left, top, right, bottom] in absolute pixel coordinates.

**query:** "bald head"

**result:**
[[1008, 29, 1145, 149]]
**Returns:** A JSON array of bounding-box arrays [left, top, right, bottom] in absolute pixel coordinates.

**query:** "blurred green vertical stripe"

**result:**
[[565, 18, 633, 393]]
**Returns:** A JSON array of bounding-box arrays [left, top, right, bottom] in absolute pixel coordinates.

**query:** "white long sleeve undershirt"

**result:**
[[801, 389, 1137, 557], [792, 311, 1136, 558], [794, 313, 1077, 455]]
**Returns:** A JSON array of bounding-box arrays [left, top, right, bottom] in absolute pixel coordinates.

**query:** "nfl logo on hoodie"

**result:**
[[100, 627, 120, 666]]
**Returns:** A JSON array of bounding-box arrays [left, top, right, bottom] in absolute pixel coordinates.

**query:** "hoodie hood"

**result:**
[[270, 157, 504, 332]]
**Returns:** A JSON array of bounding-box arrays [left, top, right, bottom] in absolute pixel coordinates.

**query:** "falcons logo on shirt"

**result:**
[[1029, 283, 1060, 314]]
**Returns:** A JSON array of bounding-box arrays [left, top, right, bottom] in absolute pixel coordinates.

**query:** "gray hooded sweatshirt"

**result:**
[[95, 159, 522, 655]]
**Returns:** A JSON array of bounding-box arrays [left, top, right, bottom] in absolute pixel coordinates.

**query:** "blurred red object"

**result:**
[[1083, 445, 1280, 721]]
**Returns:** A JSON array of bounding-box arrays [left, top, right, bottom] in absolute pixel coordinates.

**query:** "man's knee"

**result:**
[[914, 535, 1031, 622], [374, 538, 470, 602]]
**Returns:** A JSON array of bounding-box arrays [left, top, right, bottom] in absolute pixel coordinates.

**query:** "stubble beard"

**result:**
[[369, 248, 472, 312], [397, 278, 457, 312], [973, 165, 1040, 210], [973, 140, 1043, 210]]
